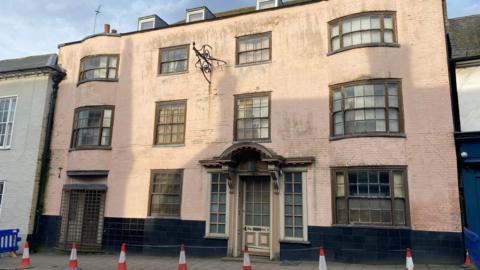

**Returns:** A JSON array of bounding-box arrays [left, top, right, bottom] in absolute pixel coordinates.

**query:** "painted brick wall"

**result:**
[[45, 0, 460, 234]]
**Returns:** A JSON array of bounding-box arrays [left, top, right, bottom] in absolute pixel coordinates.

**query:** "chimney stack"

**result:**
[[104, 24, 111, 33]]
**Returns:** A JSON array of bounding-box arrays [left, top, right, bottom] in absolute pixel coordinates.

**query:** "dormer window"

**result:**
[[257, 0, 282, 10], [138, 15, 168, 31], [186, 7, 215, 23]]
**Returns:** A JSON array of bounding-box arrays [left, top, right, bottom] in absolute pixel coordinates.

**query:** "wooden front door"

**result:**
[[243, 176, 271, 256]]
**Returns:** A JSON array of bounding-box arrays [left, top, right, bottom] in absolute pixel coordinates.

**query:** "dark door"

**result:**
[[464, 168, 480, 235]]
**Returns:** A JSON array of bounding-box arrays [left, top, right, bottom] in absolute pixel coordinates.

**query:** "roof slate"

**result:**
[[448, 14, 480, 59], [0, 54, 58, 74]]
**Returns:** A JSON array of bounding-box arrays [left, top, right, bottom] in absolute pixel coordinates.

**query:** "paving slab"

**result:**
[[0, 252, 465, 270]]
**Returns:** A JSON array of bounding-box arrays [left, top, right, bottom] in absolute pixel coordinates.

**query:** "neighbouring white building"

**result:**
[[0, 54, 64, 248]]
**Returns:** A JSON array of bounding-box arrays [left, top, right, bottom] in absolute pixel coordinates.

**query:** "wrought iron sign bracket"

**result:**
[[192, 42, 227, 85]]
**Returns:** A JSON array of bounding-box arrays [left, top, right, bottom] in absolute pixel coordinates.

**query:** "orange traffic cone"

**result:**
[[319, 247, 327, 270], [243, 246, 252, 270], [406, 248, 414, 270], [65, 242, 80, 270], [178, 244, 187, 270], [17, 241, 32, 269], [117, 243, 127, 270], [462, 250, 472, 268]]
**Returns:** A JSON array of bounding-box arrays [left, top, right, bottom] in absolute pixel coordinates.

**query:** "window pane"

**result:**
[[331, 24, 339, 37], [188, 12, 203, 22], [371, 16, 381, 29], [343, 20, 352, 33], [384, 30, 394, 43], [361, 16, 371, 30], [384, 16, 393, 29], [332, 37, 340, 51], [393, 172, 404, 198], [336, 172, 345, 197]]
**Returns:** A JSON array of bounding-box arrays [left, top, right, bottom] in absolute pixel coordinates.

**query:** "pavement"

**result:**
[[0, 252, 466, 270]]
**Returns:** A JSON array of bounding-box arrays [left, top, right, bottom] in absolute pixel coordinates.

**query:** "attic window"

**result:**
[[140, 20, 154, 30], [186, 7, 215, 23], [257, 0, 282, 10], [138, 15, 169, 31], [187, 11, 204, 22]]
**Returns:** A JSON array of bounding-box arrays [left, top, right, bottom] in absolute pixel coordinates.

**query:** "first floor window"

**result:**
[[155, 100, 186, 145], [235, 93, 270, 141], [334, 168, 407, 226], [149, 170, 183, 217], [71, 106, 114, 149], [0, 96, 16, 148], [208, 173, 228, 235], [283, 171, 306, 240]]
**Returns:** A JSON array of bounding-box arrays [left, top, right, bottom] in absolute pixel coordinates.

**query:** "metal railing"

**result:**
[[0, 229, 21, 254]]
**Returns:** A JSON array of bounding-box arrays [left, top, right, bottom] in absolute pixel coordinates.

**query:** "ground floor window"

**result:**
[[149, 170, 183, 218], [207, 173, 228, 236], [334, 167, 407, 226], [282, 171, 307, 241]]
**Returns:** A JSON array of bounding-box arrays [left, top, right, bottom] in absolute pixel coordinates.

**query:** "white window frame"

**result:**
[[257, 0, 281, 10], [186, 10, 205, 23], [0, 181, 6, 217], [0, 96, 17, 149], [138, 18, 156, 30], [205, 172, 230, 238], [280, 169, 308, 242]]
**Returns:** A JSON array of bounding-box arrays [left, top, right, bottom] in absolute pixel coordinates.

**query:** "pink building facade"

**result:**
[[39, 0, 462, 263]]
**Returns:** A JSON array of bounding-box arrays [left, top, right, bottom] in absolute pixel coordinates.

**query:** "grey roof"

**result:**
[[0, 54, 59, 74], [448, 14, 480, 59]]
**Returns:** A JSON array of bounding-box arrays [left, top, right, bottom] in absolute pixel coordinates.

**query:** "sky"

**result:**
[[0, 0, 479, 60]]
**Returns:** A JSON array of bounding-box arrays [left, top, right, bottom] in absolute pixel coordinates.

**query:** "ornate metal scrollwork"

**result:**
[[192, 42, 227, 84]]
